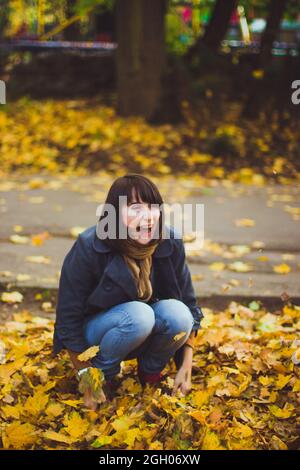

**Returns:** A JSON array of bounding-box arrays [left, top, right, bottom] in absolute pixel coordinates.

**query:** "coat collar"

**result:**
[[92, 224, 174, 258]]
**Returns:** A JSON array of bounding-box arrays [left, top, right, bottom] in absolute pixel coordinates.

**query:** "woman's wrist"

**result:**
[[182, 345, 193, 367], [67, 349, 92, 371]]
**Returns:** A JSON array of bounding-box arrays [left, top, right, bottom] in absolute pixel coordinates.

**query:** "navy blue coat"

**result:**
[[53, 224, 204, 369]]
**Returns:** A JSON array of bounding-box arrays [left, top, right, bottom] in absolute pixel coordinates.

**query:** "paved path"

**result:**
[[0, 174, 299, 306]]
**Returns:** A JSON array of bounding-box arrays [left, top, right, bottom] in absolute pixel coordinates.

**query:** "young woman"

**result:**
[[53, 174, 204, 410]]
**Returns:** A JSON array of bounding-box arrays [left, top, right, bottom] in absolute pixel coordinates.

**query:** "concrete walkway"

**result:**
[[0, 174, 299, 307]]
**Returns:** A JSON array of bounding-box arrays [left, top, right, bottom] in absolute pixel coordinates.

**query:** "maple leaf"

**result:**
[[25, 255, 51, 264], [192, 390, 211, 408], [235, 218, 255, 227], [77, 346, 100, 362], [111, 415, 135, 433], [45, 402, 65, 418], [63, 411, 90, 440], [70, 226, 87, 238], [173, 332, 186, 342], [3, 422, 37, 449], [0, 300, 299, 450], [270, 435, 288, 450], [1, 291, 23, 304], [0, 357, 27, 381], [229, 420, 254, 439], [9, 234, 29, 244], [23, 390, 49, 418], [269, 404, 294, 419], [31, 231, 50, 246], [202, 430, 225, 450], [123, 427, 141, 447], [92, 435, 113, 448], [273, 263, 291, 274], [43, 430, 76, 444], [274, 374, 292, 390]]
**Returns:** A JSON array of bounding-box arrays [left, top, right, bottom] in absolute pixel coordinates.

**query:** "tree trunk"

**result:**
[[115, 0, 167, 120], [184, 0, 237, 62], [63, 0, 81, 41], [94, 10, 115, 41], [202, 0, 237, 51], [0, 0, 9, 40], [0, 0, 10, 75], [242, 0, 288, 119], [259, 0, 288, 66]]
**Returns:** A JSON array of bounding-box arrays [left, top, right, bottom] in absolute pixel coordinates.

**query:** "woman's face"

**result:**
[[121, 188, 160, 245]]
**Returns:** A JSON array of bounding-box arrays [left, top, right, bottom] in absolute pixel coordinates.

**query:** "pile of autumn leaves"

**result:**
[[1, 99, 300, 184], [0, 302, 299, 450]]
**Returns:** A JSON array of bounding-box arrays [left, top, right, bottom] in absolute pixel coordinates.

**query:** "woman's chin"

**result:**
[[135, 237, 152, 245], [132, 233, 154, 244]]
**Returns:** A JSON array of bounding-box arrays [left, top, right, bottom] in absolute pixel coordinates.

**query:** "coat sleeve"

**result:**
[[173, 237, 204, 343], [54, 235, 96, 353]]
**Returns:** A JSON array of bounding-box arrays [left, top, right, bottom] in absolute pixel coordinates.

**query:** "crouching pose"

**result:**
[[52, 174, 204, 409]]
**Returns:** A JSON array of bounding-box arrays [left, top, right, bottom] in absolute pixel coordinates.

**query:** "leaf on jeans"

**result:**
[[173, 332, 186, 342], [77, 346, 100, 361]]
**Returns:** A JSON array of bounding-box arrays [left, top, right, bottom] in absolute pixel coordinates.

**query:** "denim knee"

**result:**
[[156, 298, 194, 334], [124, 301, 155, 339]]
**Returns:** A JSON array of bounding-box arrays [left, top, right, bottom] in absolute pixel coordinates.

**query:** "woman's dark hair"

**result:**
[[97, 174, 165, 253]]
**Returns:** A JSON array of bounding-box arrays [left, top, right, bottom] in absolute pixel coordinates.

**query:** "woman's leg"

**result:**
[[83, 300, 155, 379], [136, 299, 194, 374]]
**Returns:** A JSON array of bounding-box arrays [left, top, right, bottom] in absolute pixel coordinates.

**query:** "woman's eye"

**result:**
[[127, 203, 157, 216], [129, 203, 147, 211]]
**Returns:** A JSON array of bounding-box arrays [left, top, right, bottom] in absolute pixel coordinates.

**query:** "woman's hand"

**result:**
[[82, 385, 107, 410], [172, 363, 192, 397], [67, 348, 107, 411], [78, 368, 107, 410], [67, 349, 92, 370]]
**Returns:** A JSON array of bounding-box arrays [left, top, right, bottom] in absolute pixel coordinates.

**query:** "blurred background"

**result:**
[[0, 0, 299, 179], [0, 1, 300, 313], [1, 2, 300, 451]]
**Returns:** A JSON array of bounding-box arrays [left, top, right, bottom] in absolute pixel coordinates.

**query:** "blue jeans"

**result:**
[[83, 299, 194, 380]]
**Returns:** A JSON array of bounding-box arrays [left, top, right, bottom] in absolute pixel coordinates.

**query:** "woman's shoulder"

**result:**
[[68, 225, 104, 260], [77, 225, 97, 245]]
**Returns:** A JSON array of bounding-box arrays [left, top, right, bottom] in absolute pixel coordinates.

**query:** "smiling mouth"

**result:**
[[136, 225, 153, 233]]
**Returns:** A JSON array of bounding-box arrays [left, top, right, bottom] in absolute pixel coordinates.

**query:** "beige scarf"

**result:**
[[121, 236, 160, 302]]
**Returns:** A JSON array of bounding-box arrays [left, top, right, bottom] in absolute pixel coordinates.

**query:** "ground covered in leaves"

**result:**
[[0, 301, 299, 450], [0, 98, 299, 184]]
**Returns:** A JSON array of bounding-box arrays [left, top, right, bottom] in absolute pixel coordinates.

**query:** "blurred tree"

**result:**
[[0, 0, 10, 39], [259, 0, 289, 66], [93, 8, 115, 41], [202, 0, 237, 50], [185, 0, 237, 60], [63, 0, 81, 40], [115, 0, 168, 120]]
